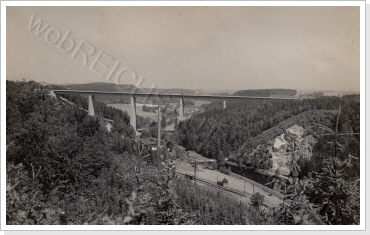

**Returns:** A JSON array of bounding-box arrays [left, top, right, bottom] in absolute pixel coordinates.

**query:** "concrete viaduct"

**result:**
[[52, 90, 301, 132]]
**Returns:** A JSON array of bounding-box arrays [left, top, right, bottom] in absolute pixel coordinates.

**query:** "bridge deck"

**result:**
[[53, 90, 302, 101]]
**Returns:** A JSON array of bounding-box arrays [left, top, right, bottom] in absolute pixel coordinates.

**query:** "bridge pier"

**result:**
[[88, 95, 95, 116], [223, 100, 226, 109], [55, 93, 62, 102], [130, 96, 137, 133], [179, 98, 184, 122]]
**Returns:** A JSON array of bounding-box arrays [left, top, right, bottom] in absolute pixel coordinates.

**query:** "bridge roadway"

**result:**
[[52, 90, 300, 100], [52, 90, 301, 132]]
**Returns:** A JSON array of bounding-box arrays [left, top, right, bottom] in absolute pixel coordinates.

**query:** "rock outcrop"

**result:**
[[266, 124, 317, 176]]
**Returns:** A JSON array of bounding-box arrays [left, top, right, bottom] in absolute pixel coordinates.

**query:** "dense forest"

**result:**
[[5, 81, 261, 225], [6, 81, 360, 225], [175, 93, 359, 171], [234, 89, 297, 97], [175, 89, 360, 225]]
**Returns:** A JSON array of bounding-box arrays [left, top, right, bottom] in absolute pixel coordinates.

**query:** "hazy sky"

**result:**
[[7, 6, 360, 91]]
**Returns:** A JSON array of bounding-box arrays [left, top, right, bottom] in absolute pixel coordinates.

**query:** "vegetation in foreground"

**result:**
[[6, 81, 360, 225]]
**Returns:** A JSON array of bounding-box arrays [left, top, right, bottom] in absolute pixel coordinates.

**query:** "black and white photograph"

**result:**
[[2, 1, 365, 229]]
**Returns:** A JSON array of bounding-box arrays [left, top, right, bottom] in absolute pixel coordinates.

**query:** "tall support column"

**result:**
[[88, 95, 95, 116], [179, 98, 184, 122], [157, 106, 161, 157], [130, 96, 137, 133], [223, 100, 227, 109], [55, 93, 62, 102]]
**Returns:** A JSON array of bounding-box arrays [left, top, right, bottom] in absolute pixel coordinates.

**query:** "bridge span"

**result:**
[[52, 90, 301, 132]]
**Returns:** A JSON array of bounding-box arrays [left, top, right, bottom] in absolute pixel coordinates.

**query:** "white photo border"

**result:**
[[1, 0, 366, 231]]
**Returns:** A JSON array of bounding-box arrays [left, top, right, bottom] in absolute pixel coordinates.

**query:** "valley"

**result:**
[[6, 80, 361, 225]]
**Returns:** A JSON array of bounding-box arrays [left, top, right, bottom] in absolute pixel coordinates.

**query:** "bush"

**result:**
[[249, 192, 265, 210]]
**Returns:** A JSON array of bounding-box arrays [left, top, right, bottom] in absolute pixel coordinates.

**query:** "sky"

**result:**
[[6, 6, 360, 92]]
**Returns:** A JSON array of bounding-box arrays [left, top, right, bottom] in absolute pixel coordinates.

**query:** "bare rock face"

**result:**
[[273, 133, 287, 152], [286, 124, 305, 138], [267, 125, 317, 175], [275, 166, 291, 176]]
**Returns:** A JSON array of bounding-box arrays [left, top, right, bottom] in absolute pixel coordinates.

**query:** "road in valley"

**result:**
[[175, 161, 282, 208]]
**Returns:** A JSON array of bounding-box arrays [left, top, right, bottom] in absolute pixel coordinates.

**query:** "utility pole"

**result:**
[[193, 162, 197, 186], [157, 106, 161, 158], [284, 179, 287, 224]]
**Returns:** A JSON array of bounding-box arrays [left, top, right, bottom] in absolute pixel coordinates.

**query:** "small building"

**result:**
[[163, 124, 175, 133], [138, 137, 165, 152]]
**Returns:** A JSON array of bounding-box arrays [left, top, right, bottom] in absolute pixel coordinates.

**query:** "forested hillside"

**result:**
[[234, 89, 297, 97], [5, 81, 266, 225], [54, 91, 152, 129], [175, 95, 359, 167], [175, 91, 360, 224], [6, 81, 360, 225]]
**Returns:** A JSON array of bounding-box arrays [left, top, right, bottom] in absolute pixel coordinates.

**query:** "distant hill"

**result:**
[[141, 88, 195, 95], [66, 82, 140, 92], [65, 82, 196, 94], [63, 83, 138, 104], [234, 89, 297, 97], [63, 82, 196, 105]]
